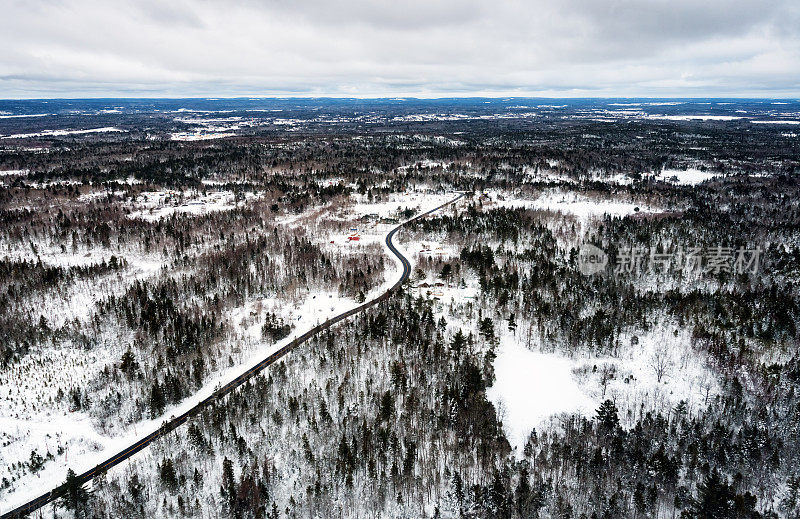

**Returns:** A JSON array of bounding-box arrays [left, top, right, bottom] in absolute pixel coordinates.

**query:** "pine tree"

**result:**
[[119, 347, 138, 375], [128, 473, 144, 503], [515, 467, 531, 516], [450, 330, 467, 356], [221, 457, 236, 509], [149, 381, 166, 418], [478, 317, 496, 344], [379, 390, 394, 422], [59, 468, 89, 512], [689, 469, 733, 518], [440, 263, 453, 281], [29, 449, 44, 473], [596, 399, 620, 434], [507, 313, 517, 334], [159, 457, 178, 492], [451, 473, 464, 508]]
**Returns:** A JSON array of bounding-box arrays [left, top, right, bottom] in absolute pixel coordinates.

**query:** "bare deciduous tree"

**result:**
[[650, 345, 673, 383]]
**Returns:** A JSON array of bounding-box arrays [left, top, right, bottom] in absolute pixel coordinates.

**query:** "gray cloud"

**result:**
[[0, 0, 797, 97]]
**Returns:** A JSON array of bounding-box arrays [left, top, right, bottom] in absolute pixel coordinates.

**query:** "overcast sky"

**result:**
[[1, 0, 798, 98]]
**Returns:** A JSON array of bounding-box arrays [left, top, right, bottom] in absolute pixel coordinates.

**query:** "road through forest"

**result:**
[[1, 192, 464, 519]]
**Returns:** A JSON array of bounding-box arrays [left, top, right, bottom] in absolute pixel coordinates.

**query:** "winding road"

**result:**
[[1, 192, 463, 519]]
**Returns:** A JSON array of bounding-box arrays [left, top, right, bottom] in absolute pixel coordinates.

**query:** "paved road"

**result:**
[[1, 192, 463, 519]]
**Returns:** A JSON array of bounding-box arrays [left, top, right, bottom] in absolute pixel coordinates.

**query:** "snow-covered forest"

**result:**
[[1, 99, 800, 518]]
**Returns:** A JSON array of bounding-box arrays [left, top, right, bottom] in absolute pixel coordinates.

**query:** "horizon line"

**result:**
[[1, 95, 799, 102]]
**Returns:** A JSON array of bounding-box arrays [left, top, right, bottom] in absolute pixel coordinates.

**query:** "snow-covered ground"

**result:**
[[646, 115, 742, 122], [169, 131, 236, 141], [522, 165, 578, 184], [487, 342, 596, 451], [346, 191, 454, 221], [526, 191, 651, 222], [76, 189, 127, 203], [397, 159, 455, 171], [487, 322, 719, 454], [579, 326, 720, 426], [751, 120, 800, 125], [652, 168, 722, 185], [587, 171, 636, 185], [127, 189, 261, 221], [1, 127, 125, 139], [0, 343, 116, 502], [0, 114, 52, 119], [485, 189, 656, 233]]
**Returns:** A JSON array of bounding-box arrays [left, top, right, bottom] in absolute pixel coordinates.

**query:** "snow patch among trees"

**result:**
[[487, 341, 595, 452]]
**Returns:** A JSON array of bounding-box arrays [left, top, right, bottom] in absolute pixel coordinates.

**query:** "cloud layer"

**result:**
[[1, 0, 798, 97]]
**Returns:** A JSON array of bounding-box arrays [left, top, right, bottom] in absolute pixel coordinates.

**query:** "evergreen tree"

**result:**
[[689, 470, 734, 518], [159, 457, 178, 492], [478, 317, 496, 344], [59, 468, 89, 513], [379, 390, 394, 422], [450, 329, 467, 356], [507, 313, 517, 334], [120, 347, 138, 375], [596, 399, 620, 433], [149, 381, 166, 418]]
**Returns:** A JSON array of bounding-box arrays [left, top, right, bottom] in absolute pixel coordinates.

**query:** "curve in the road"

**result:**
[[1, 192, 463, 519]]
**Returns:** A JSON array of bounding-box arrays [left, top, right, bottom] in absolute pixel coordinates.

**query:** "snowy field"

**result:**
[[169, 131, 236, 141], [652, 168, 723, 185], [751, 120, 800, 125], [487, 323, 719, 453], [487, 343, 596, 451], [127, 189, 262, 221], [0, 127, 125, 139], [646, 115, 742, 122], [483, 189, 658, 236], [523, 190, 653, 221], [0, 169, 28, 177]]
